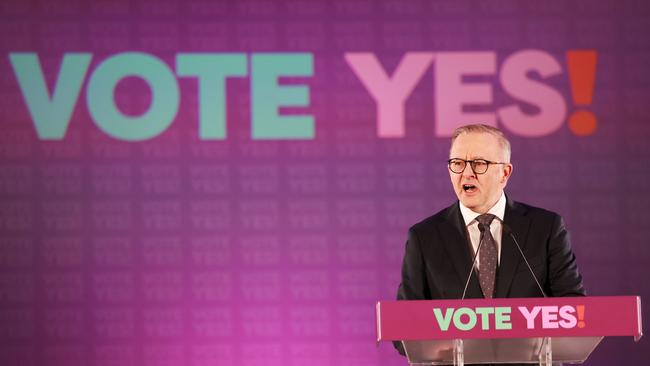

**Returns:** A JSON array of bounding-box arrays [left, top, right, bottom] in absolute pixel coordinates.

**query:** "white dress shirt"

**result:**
[[458, 192, 507, 269]]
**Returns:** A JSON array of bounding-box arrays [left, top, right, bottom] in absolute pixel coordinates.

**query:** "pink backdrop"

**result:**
[[0, 0, 648, 365]]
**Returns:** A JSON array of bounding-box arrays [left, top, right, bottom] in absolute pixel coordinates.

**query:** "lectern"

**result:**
[[376, 296, 642, 365]]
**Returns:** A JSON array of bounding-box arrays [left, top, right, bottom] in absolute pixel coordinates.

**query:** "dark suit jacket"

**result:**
[[394, 198, 585, 357]]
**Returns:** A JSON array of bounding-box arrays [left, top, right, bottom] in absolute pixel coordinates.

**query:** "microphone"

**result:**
[[461, 226, 485, 300], [460, 219, 547, 299], [501, 222, 547, 298]]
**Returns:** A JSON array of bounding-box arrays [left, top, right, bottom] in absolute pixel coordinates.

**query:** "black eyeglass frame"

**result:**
[[447, 158, 508, 175]]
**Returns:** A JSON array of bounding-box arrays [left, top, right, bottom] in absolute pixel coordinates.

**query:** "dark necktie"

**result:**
[[476, 214, 497, 299]]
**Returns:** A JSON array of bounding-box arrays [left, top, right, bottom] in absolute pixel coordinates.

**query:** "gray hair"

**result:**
[[450, 124, 511, 162]]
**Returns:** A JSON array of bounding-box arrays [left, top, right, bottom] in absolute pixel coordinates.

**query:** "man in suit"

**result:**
[[395, 124, 585, 357]]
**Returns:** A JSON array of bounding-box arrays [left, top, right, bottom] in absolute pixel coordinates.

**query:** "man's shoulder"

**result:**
[[409, 198, 564, 231], [410, 202, 458, 232], [507, 199, 562, 221]]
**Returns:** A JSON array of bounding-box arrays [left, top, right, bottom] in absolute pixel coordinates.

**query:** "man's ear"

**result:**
[[502, 164, 513, 182]]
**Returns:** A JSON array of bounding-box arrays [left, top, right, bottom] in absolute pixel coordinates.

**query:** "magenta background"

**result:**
[[377, 296, 641, 340], [0, 0, 649, 365]]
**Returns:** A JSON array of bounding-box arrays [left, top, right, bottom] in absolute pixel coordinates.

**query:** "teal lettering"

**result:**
[[87, 52, 179, 141], [495, 307, 512, 330], [433, 308, 454, 331], [453, 307, 477, 331], [251, 53, 314, 139], [9, 52, 91, 139], [474, 307, 495, 330], [176, 53, 247, 139]]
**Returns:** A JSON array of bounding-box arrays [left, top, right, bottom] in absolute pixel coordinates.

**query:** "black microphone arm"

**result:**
[[501, 222, 548, 298], [460, 228, 484, 300], [460, 219, 548, 299]]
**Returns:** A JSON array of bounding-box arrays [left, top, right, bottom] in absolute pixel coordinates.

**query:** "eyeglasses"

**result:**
[[447, 158, 508, 174]]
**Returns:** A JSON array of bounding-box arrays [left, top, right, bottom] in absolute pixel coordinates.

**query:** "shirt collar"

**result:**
[[459, 192, 507, 227]]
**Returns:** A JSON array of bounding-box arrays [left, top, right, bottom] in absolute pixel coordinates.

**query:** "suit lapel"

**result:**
[[495, 199, 531, 298], [439, 203, 483, 298]]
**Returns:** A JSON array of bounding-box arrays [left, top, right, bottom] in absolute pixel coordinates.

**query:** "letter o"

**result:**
[[453, 307, 477, 331], [87, 52, 179, 141]]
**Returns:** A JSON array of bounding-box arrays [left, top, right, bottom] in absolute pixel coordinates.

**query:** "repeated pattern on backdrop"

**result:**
[[0, 0, 649, 365]]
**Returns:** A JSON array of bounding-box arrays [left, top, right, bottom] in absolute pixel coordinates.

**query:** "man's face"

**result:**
[[448, 132, 513, 213]]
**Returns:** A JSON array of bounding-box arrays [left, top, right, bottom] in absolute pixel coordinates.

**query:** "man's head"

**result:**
[[448, 124, 513, 213]]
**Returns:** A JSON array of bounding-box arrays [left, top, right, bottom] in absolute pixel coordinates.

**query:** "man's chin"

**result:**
[[459, 196, 481, 210]]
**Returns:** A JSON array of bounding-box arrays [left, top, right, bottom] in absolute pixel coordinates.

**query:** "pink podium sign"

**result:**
[[376, 296, 642, 341]]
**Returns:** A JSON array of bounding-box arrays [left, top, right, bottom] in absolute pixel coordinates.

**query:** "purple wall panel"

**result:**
[[1, 0, 649, 365]]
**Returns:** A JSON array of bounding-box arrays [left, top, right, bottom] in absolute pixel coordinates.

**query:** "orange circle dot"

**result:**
[[568, 110, 597, 136]]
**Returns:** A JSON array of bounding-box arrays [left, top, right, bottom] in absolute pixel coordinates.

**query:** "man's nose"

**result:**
[[462, 162, 476, 177]]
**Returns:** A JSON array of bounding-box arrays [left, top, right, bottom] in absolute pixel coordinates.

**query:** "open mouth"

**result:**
[[462, 184, 477, 193]]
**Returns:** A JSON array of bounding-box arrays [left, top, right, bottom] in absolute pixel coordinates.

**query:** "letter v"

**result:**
[[9, 53, 91, 139], [433, 308, 454, 331]]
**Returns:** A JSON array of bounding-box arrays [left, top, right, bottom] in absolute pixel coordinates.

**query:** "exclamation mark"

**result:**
[[566, 50, 598, 136], [576, 305, 586, 328]]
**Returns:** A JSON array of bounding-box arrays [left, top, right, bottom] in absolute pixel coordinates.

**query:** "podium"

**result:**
[[376, 296, 642, 365]]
